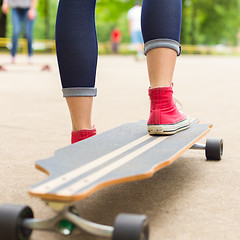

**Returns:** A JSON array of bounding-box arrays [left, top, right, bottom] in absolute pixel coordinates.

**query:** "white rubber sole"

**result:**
[[148, 117, 190, 135]]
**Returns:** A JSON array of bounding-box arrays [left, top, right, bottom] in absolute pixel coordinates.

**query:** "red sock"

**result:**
[[71, 128, 97, 144]]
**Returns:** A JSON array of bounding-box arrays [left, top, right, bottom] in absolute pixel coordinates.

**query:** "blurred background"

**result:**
[[0, 0, 240, 55]]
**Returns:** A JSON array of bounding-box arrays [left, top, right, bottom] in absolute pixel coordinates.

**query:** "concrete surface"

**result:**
[[0, 54, 239, 240]]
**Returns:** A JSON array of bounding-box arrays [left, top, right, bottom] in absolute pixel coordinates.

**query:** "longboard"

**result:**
[[0, 120, 223, 240], [29, 120, 213, 202]]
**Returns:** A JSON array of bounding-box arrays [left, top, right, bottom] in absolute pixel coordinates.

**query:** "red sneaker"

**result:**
[[148, 86, 190, 135], [71, 127, 97, 144]]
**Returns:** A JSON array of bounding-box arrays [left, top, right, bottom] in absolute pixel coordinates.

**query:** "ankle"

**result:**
[[11, 56, 15, 64], [72, 123, 94, 132], [149, 83, 173, 89]]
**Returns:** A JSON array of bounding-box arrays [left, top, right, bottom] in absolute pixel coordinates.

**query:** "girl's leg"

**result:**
[[142, 0, 182, 87], [56, 0, 97, 141], [24, 8, 35, 58], [145, 48, 177, 88], [141, 0, 190, 134], [66, 97, 93, 131], [11, 8, 22, 60]]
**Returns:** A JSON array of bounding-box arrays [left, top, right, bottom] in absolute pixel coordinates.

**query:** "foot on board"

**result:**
[[71, 127, 97, 144], [147, 86, 190, 135]]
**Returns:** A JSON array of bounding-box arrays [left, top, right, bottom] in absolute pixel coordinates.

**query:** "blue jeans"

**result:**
[[131, 31, 144, 44], [11, 8, 35, 57], [56, 0, 182, 97]]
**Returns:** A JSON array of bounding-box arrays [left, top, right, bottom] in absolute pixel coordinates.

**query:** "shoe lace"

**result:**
[[171, 83, 184, 111], [174, 97, 183, 111]]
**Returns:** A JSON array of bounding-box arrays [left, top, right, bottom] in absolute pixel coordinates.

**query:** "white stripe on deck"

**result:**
[[31, 134, 155, 194], [57, 136, 167, 196]]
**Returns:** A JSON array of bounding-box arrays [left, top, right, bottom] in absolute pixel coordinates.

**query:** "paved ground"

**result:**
[[0, 54, 239, 240]]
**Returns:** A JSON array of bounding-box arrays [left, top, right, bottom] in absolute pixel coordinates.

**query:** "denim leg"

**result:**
[[141, 0, 182, 55], [11, 8, 22, 57], [56, 0, 98, 97], [24, 9, 35, 57]]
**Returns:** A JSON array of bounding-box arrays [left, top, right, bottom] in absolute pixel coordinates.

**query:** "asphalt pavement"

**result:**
[[0, 54, 239, 240]]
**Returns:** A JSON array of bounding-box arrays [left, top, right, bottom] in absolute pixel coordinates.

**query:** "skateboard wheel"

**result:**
[[205, 138, 223, 160], [0, 204, 33, 240], [113, 213, 149, 240]]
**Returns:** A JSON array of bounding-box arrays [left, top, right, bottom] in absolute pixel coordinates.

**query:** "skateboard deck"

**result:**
[[0, 62, 51, 71], [29, 120, 212, 203]]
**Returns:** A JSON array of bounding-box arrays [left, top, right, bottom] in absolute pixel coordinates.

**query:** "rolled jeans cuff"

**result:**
[[62, 87, 97, 97], [144, 39, 181, 56]]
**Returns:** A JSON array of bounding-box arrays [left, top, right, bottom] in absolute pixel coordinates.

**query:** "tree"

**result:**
[[181, 0, 240, 45], [0, 0, 7, 37], [37, 0, 52, 39], [2, 0, 240, 45], [96, 0, 138, 42], [96, 0, 240, 45]]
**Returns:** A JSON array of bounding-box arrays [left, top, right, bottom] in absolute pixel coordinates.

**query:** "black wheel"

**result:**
[[205, 138, 223, 160], [113, 214, 149, 240], [0, 204, 34, 240]]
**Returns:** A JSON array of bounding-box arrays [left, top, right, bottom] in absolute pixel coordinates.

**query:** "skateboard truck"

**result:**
[[191, 138, 223, 160], [0, 203, 149, 240], [21, 207, 114, 238]]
